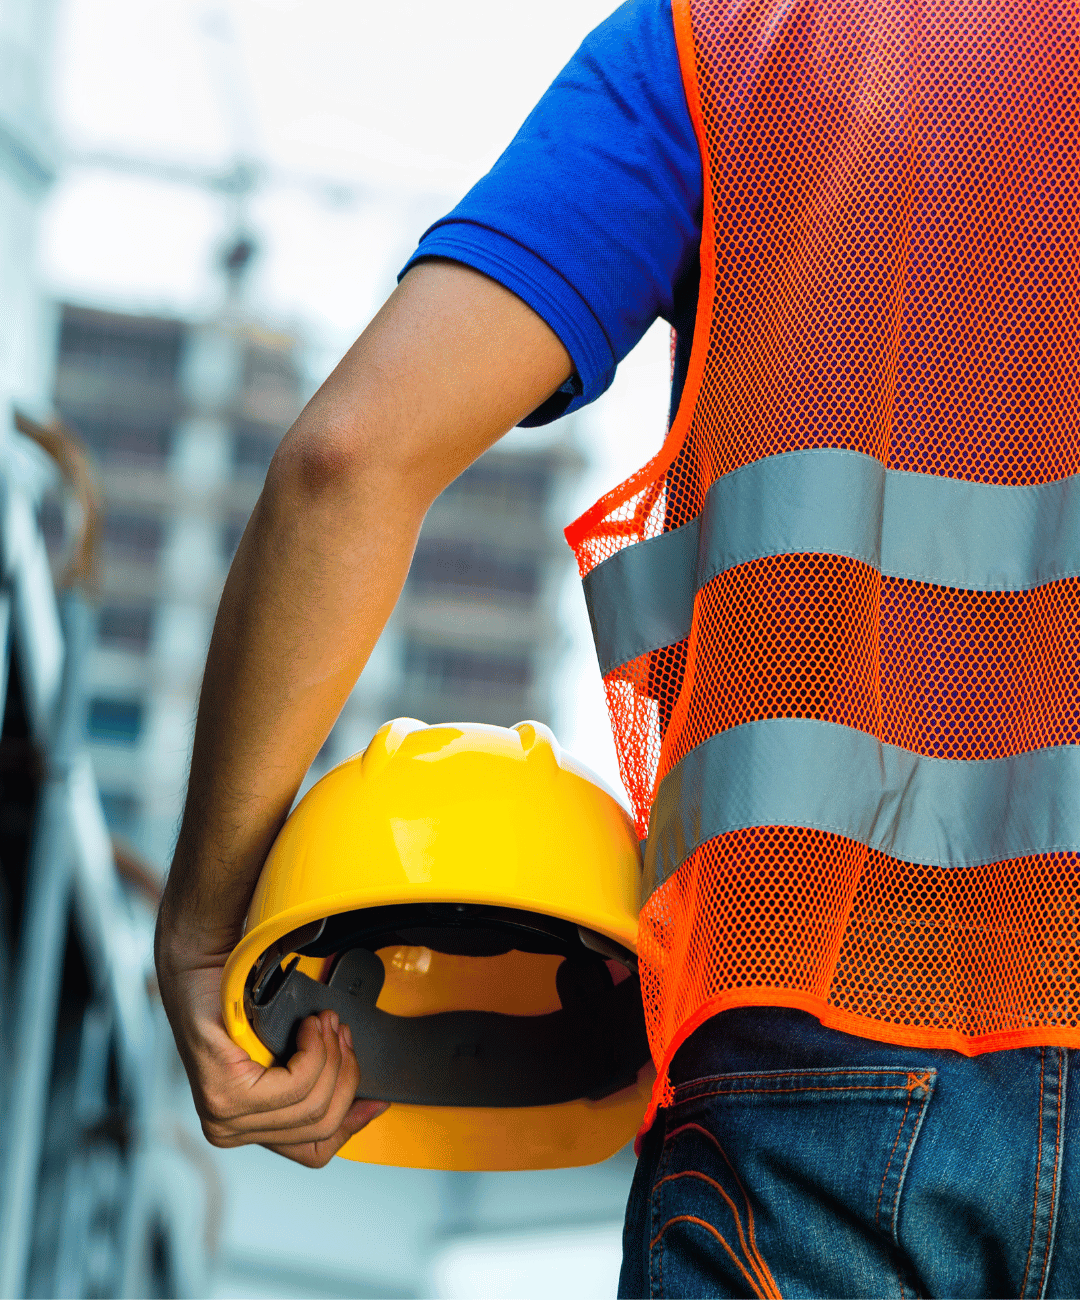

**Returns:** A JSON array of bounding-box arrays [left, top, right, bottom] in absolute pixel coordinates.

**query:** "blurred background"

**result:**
[[0, 0, 671, 1294]]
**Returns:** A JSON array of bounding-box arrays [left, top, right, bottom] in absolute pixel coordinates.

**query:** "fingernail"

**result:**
[[343, 1024, 353, 1051], [329, 1011, 339, 1032]]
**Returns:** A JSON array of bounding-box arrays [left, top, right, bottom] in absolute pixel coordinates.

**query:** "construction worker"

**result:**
[[156, 0, 1080, 1292]]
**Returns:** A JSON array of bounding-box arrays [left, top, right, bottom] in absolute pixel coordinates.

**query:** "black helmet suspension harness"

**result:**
[[246, 903, 651, 1109]]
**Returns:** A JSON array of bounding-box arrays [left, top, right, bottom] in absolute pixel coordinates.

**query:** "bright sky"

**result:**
[[47, 0, 632, 328], [43, 0, 673, 791]]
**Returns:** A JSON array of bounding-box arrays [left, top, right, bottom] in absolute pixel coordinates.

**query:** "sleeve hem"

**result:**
[[399, 222, 617, 413]]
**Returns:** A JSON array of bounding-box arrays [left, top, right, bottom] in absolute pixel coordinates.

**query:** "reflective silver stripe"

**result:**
[[644, 718, 1080, 897], [584, 450, 1080, 676], [583, 520, 700, 674]]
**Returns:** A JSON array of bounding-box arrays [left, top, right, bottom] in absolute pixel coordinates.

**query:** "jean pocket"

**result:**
[[649, 1067, 936, 1299]]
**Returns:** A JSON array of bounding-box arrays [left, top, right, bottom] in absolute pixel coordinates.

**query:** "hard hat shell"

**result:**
[[221, 718, 652, 1171]]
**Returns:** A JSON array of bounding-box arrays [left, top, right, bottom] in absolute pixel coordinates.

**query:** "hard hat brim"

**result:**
[[337, 1063, 656, 1171]]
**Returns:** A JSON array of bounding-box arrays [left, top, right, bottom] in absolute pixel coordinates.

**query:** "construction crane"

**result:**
[[68, 0, 369, 294]]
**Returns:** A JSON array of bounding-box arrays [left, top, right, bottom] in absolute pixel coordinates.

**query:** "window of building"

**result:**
[[71, 416, 172, 469], [233, 421, 281, 475], [407, 539, 539, 603], [54, 307, 181, 469], [98, 604, 154, 654], [221, 511, 249, 560], [101, 511, 164, 565], [98, 790, 140, 834], [86, 698, 143, 745], [402, 641, 532, 699], [440, 459, 553, 514], [57, 306, 183, 393]]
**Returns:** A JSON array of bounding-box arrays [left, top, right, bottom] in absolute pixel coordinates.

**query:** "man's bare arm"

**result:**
[[155, 260, 573, 1166]]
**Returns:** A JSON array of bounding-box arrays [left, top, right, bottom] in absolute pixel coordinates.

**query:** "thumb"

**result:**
[[285, 1011, 334, 1071], [341, 1098, 390, 1137]]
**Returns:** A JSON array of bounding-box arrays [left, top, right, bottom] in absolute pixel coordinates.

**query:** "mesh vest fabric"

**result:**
[[565, 0, 1080, 1134]]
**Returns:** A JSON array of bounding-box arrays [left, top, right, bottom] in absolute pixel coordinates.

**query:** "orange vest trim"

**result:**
[[566, 0, 1080, 1140]]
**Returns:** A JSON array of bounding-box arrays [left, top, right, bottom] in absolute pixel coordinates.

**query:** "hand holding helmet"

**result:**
[[155, 902, 388, 1167]]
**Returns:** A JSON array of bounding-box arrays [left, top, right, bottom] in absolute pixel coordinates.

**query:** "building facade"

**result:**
[[0, 7, 213, 1295], [50, 302, 306, 866]]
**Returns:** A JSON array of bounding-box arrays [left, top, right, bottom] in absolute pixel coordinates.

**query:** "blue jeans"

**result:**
[[619, 1009, 1080, 1298]]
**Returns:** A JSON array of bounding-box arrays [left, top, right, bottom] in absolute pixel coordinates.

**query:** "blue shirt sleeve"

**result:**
[[399, 0, 702, 425]]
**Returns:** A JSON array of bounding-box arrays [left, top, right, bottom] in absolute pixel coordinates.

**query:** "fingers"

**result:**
[[200, 1011, 368, 1149], [220, 1013, 347, 1135], [218, 1018, 360, 1146], [343, 1097, 392, 1132], [266, 1097, 391, 1169]]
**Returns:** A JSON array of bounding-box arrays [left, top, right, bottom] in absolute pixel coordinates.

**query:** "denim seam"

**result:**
[[671, 1070, 918, 1104], [872, 1075, 934, 1298], [651, 1213, 770, 1299], [875, 1091, 914, 1231], [651, 1125, 778, 1300], [654, 1172, 759, 1279], [651, 1122, 676, 1298], [660, 1123, 781, 1298], [673, 1068, 916, 1090], [1035, 1049, 1066, 1299], [891, 1077, 934, 1248], [1021, 1048, 1047, 1298], [674, 1083, 927, 1105]]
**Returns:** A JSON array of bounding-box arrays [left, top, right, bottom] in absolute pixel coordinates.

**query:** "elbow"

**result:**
[[263, 405, 441, 526], [268, 417, 373, 506]]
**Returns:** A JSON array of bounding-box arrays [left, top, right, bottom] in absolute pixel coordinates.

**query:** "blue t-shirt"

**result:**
[[399, 0, 701, 426]]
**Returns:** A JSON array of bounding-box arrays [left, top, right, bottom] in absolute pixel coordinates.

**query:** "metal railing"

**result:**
[[0, 417, 209, 1298]]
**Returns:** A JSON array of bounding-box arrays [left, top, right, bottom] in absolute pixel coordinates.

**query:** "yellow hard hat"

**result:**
[[221, 718, 652, 1171]]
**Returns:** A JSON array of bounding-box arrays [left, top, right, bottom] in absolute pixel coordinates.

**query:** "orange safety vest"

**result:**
[[567, 0, 1080, 1135]]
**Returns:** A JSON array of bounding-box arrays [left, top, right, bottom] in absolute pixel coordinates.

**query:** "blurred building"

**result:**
[[0, 5, 213, 1296], [383, 440, 582, 735], [0, 0, 638, 1292], [0, 0, 58, 420], [49, 295, 584, 870], [50, 299, 307, 866]]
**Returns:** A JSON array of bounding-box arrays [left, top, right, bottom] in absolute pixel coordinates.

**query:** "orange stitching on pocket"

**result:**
[[651, 1125, 676, 1299], [665, 1122, 782, 1299], [1020, 1048, 1047, 1298], [675, 1069, 917, 1090], [1035, 1050, 1064, 1298], [875, 1092, 914, 1230], [651, 1214, 768, 1300], [890, 1083, 933, 1297], [906, 1073, 932, 1093], [891, 1092, 924, 1232], [678, 1083, 926, 1104], [655, 1170, 779, 1299]]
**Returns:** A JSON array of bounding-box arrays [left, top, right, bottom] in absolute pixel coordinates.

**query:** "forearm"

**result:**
[[161, 452, 423, 951]]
